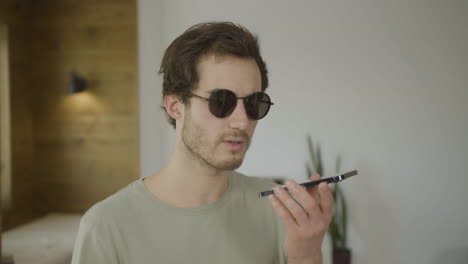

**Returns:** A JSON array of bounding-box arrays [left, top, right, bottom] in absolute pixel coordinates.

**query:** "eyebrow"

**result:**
[[208, 88, 264, 98], [208, 88, 224, 94]]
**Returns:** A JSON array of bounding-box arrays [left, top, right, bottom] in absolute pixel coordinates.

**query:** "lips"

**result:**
[[224, 138, 245, 144], [223, 137, 248, 151], [223, 141, 244, 150]]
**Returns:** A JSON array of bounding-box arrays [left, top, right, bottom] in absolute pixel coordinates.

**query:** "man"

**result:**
[[72, 22, 333, 264]]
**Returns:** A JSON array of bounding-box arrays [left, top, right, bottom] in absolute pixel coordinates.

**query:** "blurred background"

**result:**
[[1, 0, 467, 264]]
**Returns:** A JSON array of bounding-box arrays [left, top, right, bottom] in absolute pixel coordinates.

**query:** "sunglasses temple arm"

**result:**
[[186, 92, 211, 102]]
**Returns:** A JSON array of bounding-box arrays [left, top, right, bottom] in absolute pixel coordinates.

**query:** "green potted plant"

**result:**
[[305, 135, 351, 264]]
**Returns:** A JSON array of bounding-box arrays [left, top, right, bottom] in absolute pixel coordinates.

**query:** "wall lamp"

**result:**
[[67, 71, 88, 94]]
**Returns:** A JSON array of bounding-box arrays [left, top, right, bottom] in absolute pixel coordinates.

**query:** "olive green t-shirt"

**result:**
[[71, 171, 287, 264]]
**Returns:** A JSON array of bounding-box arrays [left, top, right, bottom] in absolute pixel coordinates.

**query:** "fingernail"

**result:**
[[274, 186, 283, 193], [286, 180, 297, 190]]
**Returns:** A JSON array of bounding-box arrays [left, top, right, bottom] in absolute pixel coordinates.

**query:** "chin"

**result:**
[[212, 158, 244, 171]]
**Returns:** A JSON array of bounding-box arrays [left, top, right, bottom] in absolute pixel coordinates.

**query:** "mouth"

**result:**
[[223, 138, 246, 151]]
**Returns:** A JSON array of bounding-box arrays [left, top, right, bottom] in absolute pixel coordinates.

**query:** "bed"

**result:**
[[2, 213, 81, 264]]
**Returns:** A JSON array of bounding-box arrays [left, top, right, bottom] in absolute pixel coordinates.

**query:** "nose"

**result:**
[[228, 99, 251, 130]]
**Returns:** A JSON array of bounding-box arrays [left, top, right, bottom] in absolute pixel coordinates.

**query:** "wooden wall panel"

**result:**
[[30, 0, 139, 213], [0, 23, 10, 209], [1, 0, 138, 230], [0, 0, 46, 230], [0, 13, 10, 247]]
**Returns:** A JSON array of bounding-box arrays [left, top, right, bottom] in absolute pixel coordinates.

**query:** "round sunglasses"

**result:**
[[185, 89, 274, 120]]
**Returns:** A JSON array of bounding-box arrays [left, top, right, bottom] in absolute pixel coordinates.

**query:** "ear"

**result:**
[[164, 94, 184, 121]]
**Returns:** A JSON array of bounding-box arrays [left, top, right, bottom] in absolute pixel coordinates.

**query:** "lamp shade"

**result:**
[[67, 71, 88, 94]]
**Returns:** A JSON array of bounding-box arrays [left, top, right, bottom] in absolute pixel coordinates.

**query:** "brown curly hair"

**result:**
[[159, 22, 269, 128]]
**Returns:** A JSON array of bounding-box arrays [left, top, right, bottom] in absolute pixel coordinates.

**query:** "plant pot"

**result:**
[[332, 249, 351, 264]]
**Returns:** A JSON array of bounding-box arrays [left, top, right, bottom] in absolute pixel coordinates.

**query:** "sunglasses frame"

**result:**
[[185, 89, 274, 120]]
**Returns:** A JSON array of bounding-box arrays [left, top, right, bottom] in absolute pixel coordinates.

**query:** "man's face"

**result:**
[[181, 54, 262, 170]]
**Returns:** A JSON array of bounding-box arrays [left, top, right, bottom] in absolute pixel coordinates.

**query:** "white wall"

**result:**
[[137, 0, 169, 178], [138, 1, 468, 263]]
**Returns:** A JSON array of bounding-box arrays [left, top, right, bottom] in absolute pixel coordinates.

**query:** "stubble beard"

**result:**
[[181, 109, 250, 171]]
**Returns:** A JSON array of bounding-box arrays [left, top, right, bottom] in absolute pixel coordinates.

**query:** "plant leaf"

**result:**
[[305, 134, 348, 250], [335, 154, 341, 174], [316, 144, 323, 176], [306, 163, 312, 180], [340, 185, 348, 248], [306, 135, 317, 172]]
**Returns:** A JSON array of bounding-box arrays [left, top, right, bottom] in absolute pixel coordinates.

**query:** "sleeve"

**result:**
[[71, 209, 120, 264]]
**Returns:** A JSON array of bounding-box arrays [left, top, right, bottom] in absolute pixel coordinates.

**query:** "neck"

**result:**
[[143, 143, 231, 208]]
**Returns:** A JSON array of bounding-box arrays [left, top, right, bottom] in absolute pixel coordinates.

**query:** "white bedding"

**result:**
[[2, 213, 81, 264]]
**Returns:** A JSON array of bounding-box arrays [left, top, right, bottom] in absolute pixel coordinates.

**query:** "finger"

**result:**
[[268, 194, 298, 229], [307, 174, 321, 201], [273, 185, 310, 226], [318, 182, 334, 221], [285, 179, 322, 222]]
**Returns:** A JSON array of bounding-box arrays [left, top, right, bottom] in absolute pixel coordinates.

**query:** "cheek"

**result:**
[[193, 100, 215, 120], [192, 105, 224, 137], [247, 121, 258, 135], [197, 103, 225, 127]]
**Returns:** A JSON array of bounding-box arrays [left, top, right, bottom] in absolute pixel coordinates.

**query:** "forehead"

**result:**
[[195, 54, 262, 96]]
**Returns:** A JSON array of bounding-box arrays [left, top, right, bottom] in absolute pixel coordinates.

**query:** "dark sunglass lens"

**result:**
[[245, 92, 271, 120], [209, 90, 237, 118]]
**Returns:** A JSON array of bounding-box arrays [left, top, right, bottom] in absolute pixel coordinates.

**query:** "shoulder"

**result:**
[[72, 181, 142, 263], [79, 179, 142, 230]]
